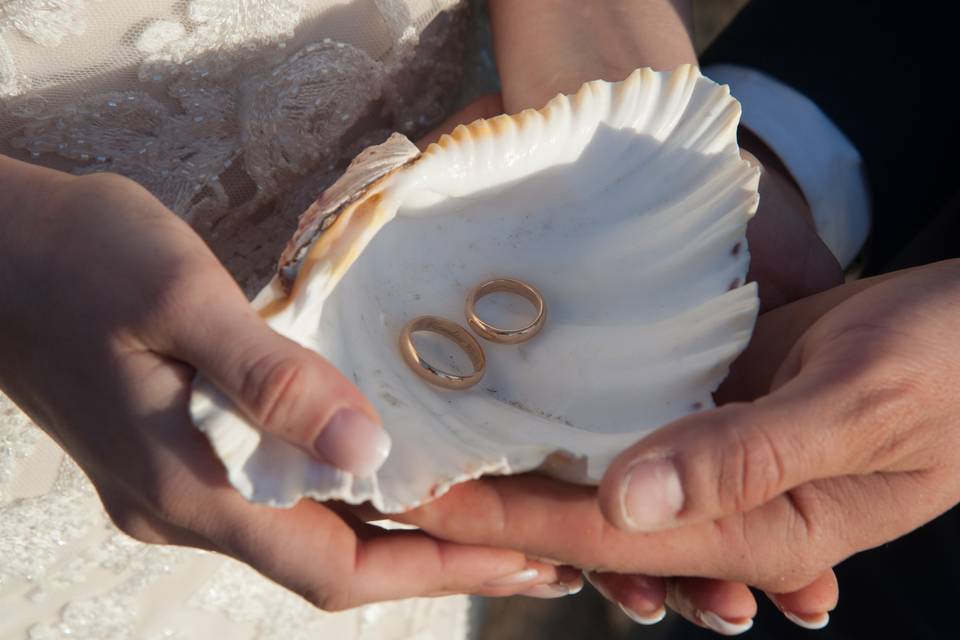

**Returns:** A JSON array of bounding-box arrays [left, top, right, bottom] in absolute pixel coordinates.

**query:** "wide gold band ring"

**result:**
[[398, 316, 486, 390], [465, 278, 547, 344]]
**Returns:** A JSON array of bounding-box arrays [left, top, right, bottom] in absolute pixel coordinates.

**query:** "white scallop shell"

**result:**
[[191, 65, 760, 513]]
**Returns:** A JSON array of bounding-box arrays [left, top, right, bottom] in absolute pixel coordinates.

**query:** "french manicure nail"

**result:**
[[485, 568, 539, 588], [521, 583, 575, 599], [619, 603, 666, 625], [620, 457, 684, 531], [697, 610, 754, 636], [314, 408, 391, 475], [784, 611, 830, 630]]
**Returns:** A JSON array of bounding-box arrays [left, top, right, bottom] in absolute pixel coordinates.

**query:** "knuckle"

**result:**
[[296, 585, 346, 612], [718, 421, 788, 513], [739, 537, 820, 592], [712, 515, 767, 582], [839, 365, 918, 471], [242, 353, 311, 433]]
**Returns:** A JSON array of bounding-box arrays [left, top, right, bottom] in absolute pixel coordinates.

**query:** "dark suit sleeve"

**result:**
[[701, 0, 960, 271]]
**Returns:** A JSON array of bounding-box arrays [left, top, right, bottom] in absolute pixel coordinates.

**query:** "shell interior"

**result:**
[[191, 66, 761, 513]]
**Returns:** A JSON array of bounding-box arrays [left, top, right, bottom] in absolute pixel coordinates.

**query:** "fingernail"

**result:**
[[314, 409, 391, 475], [619, 603, 666, 625], [784, 611, 830, 630], [484, 568, 539, 588], [620, 457, 684, 531], [697, 610, 754, 636], [521, 582, 576, 599]]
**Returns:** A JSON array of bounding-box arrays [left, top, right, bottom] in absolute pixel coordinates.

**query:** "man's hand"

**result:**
[[399, 262, 960, 629]]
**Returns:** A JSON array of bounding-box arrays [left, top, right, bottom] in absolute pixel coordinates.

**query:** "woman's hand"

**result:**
[[399, 261, 960, 629], [0, 159, 572, 608]]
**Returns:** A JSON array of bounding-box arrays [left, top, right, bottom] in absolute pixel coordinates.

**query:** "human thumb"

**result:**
[[172, 285, 390, 476], [597, 373, 849, 532]]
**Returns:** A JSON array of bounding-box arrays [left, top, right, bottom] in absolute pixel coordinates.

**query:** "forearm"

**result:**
[[489, 0, 696, 111]]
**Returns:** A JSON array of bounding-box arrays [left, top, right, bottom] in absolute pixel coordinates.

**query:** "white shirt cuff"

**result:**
[[704, 64, 871, 268]]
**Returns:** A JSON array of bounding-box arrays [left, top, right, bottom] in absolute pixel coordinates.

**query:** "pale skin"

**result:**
[[1, 0, 891, 628], [0, 158, 581, 607]]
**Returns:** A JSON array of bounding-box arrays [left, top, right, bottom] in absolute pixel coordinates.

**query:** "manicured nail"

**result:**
[[485, 568, 539, 588], [314, 409, 391, 475], [521, 582, 577, 599], [784, 611, 830, 630], [620, 457, 684, 531], [697, 610, 754, 636], [619, 603, 666, 625]]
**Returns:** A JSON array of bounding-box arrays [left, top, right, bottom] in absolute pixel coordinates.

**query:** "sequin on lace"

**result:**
[[1, 0, 102, 95], [2, 0, 469, 294]]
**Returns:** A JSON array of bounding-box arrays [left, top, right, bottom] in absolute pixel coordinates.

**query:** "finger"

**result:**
[[396, 474, 812, 591], [323, 501, 583, 599], [666, 578, 756, 636], [765, 569, 838, 630], [160, 433, 561, 607], [586, 572, 667, 625], [327, 501, 583, 599], [216, 498, 569, 608], [597, 355, 890, 533], [338, 500, 583, 597], [164, 430, 553, 606], [400, 474, 744, 578], [417, 94, 504, 149], [127, 365, 556, 608], [516, 566, 584, 600], [167, 275, 390, 475], [400, 466, 935, 596]]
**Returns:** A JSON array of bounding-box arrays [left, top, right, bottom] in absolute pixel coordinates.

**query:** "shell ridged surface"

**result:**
[[191, 65, 761, 512]]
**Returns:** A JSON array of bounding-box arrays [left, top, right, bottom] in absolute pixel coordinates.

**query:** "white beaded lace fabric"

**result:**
[[0, 1, 484, 638]]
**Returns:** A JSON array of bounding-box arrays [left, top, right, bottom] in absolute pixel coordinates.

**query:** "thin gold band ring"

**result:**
[[465, 278, 547, 344], [398, 316, 486, 390]]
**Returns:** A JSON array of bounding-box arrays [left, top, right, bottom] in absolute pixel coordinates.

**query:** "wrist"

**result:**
[[489, 0, 696, 112]]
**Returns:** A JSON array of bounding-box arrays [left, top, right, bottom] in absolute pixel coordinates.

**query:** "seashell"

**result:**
[[190, 65, 761, 513]]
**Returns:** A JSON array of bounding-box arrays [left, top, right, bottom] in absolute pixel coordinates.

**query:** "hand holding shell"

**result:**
[[191, 65, 760, 512]]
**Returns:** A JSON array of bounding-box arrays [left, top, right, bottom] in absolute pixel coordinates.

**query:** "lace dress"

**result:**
[[0, 1, 492, 638]]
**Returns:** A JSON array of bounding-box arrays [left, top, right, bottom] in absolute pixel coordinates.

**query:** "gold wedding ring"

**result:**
[[465, 278, 547, 344], [399, 316, 486, 390]]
